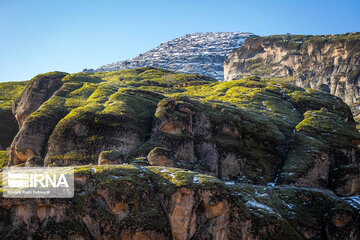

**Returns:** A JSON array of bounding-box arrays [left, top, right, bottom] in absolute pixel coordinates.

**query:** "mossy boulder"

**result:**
[[147, 147, 174, 167], [98, 150, 125, 165]]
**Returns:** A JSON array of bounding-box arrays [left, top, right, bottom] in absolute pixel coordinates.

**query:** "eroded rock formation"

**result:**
[[1, 165, 359, 240], [7, 68, 360, 197], [224, 33, 360, 104], [12, 71, 68, 128]]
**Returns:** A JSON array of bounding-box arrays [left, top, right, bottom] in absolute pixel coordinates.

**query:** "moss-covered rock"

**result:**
[[0, 150, 9, 170], [7, 68, 360, 196], [0, 81, 27, 149], [0, 165, 359, 239], [13, 71, 68, 128]]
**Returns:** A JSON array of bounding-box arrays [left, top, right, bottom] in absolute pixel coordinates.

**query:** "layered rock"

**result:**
[[8, 68, 360, 196], [12, 71, 68, 128], [224, 33, 360, 104], [0, 165, 359, 240], [96, 32, 257, 80]]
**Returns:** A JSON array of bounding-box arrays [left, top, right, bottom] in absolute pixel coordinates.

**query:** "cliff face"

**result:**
[[7, 68, 360, 197], [0, 81, 27, 150], [96, 32, 257, 80], [2, 68, 360, 239], [1, 165, 360, 240], [224, 33, 360, 104], [12, 72, 68, 129]]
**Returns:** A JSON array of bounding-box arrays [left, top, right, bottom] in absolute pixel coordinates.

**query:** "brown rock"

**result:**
[[12, 71, 67, 128], [224, 33, 360, 105], [147, 147, 174, 167], [169, 188, 196, 240], [111, 202, 129, 220]]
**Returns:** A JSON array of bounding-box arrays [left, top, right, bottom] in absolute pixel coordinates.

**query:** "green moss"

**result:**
[[72, 164, 172, 233], [0, 151, 9, 170], [289, 88, 351, 118], [350, 102, 360, 126], [0, 81, 28, 149], [279, 133, 328, 184], [256, 33, 360, 48], [10, 67, 359, 186], [62, 72, 102, 83], [26, 95, 68, 123], [0, 81, 28, 110], [92, 67, 215, 88], [46, 153, 98, 166], [296, 109, 360, 148], [100, 150, 125, 161]]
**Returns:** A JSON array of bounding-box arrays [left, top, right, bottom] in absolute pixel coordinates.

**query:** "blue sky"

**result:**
[[0, 0, 359, 82]]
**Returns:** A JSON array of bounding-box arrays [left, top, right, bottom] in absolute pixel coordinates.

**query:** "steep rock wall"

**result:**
[[224, 33, 360, 104]]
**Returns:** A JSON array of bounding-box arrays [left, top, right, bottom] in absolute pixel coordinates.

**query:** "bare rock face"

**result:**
[[12, 71, 68, 128], [224, 33, 360, 104], [1, 165, 359, 240]]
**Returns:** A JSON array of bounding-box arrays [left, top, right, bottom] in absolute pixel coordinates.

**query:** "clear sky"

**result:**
[[0, 0, 359, 82]]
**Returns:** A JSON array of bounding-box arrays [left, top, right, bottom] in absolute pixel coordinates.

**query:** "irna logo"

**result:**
[[3, 167, 74, 198], [8, 173, 69, 188]]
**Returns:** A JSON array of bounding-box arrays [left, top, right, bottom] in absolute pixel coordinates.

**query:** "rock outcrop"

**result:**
[[224, 33, 360, 104], [96, 32, 257, 80], [0, 81, 27, 150], [1, 165, 359, 240], [8, 68, 360, 197], [12, 71, 68, 128]]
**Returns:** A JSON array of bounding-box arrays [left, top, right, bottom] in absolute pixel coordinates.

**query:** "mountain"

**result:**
[[95, 32, 257, 80], [224, 33, 360, 104], [2, 68, 360, 238]]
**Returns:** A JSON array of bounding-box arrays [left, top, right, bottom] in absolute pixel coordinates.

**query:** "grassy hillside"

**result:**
[[0, 81, 28, 149]]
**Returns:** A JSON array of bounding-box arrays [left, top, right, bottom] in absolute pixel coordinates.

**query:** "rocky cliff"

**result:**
[[1, 165, 360, 240], [224, 33, 360, 105], [2, 67, 360, 239], [0, 81, 27, 150], [95, 32, 257, 80], [8, 68, 360, 196]]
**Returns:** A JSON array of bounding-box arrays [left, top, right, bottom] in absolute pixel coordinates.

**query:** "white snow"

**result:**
[[96, 32, 257, 81], [193, 176, 200, 184], [225, 181, 235, 185], [342, 195, 360, 210], [109, 175, 120, 179], [245, 200, 276, 214]]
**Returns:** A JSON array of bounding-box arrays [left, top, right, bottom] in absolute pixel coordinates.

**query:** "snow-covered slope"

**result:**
[[95, 32, 257, 80]]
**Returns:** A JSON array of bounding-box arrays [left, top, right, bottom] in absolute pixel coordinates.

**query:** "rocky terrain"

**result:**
[[1, 165, 359, 240], [0, 81, 27, 150], [1, 67, 360, 239], [224, 33, 360, 105], [95, 32, 257, 80]]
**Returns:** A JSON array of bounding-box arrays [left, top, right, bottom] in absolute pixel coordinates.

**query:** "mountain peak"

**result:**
[[95, 32, 257, 80]]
